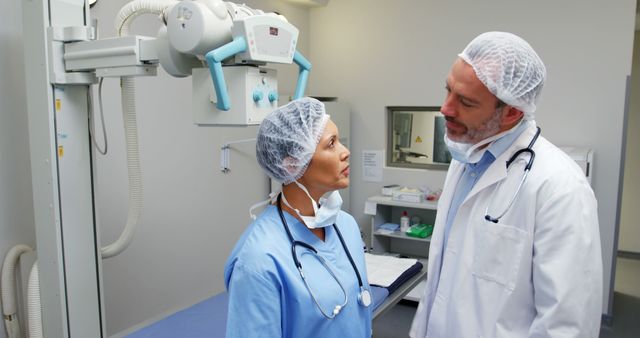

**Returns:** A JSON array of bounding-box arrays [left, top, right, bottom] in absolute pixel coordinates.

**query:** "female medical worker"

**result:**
[[224, 97, 372, 338]]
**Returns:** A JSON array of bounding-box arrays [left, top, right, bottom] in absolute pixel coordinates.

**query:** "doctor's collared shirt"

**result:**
[[441, 121, 530, 254]]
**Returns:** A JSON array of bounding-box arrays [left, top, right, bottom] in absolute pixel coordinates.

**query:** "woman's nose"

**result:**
[[341, 145, 350, 161]]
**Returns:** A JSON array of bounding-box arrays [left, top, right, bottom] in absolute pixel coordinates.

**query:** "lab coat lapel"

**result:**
[[462, 124, 537, 205], [437, 162, 464, 225], [428, 162, 464, 274]]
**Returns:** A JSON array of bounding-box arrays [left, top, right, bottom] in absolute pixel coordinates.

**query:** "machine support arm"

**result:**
[[293, 51, 312, 100], [204, 37, 248, 111]]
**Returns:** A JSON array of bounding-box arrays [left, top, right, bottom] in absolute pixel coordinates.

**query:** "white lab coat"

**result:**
[[410, 123, 603, 338]]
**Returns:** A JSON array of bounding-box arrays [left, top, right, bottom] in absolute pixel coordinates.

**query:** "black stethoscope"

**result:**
[[276, 193, 371, 319], [484, 126, 541, 223]]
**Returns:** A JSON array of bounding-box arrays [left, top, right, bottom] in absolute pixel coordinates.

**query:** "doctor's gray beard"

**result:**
[[460, 108, 504, 144]]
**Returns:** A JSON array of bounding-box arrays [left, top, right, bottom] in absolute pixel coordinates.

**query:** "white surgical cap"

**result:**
[[459, 31, 546, 119], [256, 97, 329, 184]]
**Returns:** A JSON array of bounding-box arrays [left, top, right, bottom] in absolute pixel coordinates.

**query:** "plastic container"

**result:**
[[406, 224, 434, 238], [381, 184, 400, 196], [400, 211, 410, 233], [410, 215, 421, 225]]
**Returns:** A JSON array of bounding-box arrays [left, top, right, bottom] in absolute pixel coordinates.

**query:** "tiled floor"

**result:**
[[600, 257, 640, 338], [373, 257, 640, 338]]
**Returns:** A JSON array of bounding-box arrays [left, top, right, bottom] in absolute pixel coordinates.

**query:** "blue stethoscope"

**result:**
[[276, 193, 371, 319], [484, 126, 541, 223]]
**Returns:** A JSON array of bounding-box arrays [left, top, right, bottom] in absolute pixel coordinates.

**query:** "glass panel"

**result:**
[[387, 106, 451, 170]]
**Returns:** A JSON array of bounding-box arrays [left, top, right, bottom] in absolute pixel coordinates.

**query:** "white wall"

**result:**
[[307, 0, 636, 316], [88, 0, 311, 335], [3, 1, 636, 337], [0, 0, 36, 337], [619, 31, 640, 253]]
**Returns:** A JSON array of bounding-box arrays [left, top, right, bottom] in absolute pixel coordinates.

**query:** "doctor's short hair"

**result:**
[[256, 97, 329, 184]]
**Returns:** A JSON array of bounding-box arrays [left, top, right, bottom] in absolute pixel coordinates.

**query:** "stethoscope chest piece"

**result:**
[[359, 287, 371, 307]]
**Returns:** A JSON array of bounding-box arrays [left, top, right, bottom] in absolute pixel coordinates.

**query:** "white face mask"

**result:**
[[281, 181, 343, 229], [444, 120, 523, 164]]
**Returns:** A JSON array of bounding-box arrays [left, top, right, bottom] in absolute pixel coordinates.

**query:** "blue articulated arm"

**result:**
[[292, 51, 311, 100], [204, 37, 248, 111]]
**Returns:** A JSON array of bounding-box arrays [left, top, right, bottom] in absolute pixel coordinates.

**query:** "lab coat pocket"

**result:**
[[471, 223, 526, 291]]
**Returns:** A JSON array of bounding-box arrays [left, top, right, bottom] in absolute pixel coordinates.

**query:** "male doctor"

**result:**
[[410, 32, 603, 338]]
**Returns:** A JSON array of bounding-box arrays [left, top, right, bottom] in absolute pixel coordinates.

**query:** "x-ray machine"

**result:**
[[20, 0, 310, 336]]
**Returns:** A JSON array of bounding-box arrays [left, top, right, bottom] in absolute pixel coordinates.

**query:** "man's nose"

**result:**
[[441, 94, 456, 117]]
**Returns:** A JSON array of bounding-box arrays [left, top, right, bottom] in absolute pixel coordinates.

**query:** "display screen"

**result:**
[[269, 27, 279, 36]]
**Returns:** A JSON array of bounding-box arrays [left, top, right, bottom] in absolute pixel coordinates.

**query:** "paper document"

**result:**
[[362, 150, 383, 182], [364, 201, 377, 215], [364, 253, 418, 287]]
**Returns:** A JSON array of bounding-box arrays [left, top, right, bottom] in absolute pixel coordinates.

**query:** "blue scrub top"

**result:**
[[224, 205, 372, 338]]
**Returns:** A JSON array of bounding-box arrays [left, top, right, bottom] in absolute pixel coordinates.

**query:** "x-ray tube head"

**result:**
[[156, 26, 202, 77], [166, 0, 233, 55]]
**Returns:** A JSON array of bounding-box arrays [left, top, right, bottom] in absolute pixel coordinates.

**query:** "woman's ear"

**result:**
[[282, 156, 299, 175]]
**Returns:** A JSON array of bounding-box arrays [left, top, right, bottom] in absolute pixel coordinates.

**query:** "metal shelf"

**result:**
[[373, 230, 431, 243], [367, 195, 437, 210]]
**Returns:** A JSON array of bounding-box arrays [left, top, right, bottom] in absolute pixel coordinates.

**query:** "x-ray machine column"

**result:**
[[22, 0, 104, 336]]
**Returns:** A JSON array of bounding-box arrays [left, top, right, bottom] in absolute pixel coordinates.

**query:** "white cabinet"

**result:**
[[559, 146, 593, 185], [368, 195, 437, 258]]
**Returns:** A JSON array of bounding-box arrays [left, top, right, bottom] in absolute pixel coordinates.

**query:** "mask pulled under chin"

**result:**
[[444, 120, 524, 164], [281, 181, 343, 229], [249, 191, 279, 220]]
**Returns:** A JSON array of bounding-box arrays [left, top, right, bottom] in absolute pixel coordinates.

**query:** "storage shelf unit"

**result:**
[[368, 195, 437, 258], [367, 195, 437, 301]]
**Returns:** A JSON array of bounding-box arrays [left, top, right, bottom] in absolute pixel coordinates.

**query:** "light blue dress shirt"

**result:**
[[224, 205, 372, 338], [442, 122, 529, 251]]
